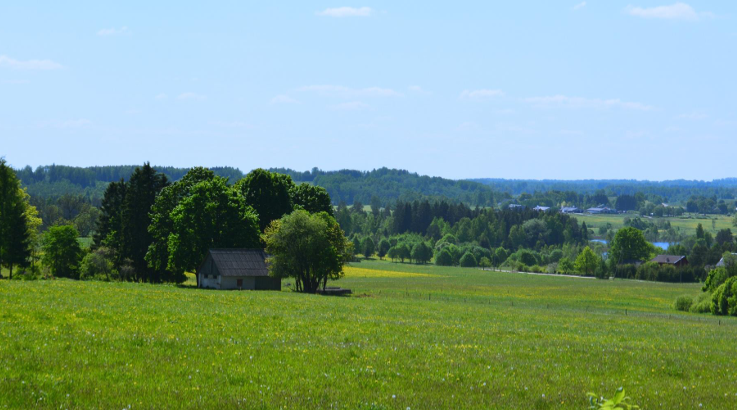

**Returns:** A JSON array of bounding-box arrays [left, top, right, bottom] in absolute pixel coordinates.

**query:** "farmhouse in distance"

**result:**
[[196, 249, 281, 291]]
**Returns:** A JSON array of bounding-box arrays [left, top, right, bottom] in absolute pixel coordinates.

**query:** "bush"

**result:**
[[517, 249, 539, 266], [673, 295, 694, 312], [557, 257, 574, 274], [711, 277, 737, 315], [530, 264, 544, 273], [459, 252, 478, 268], [515, 262, 529, 272], [479, 257, 491, 269], [690, 292, 712, 313], [548, 249, 563, 263], [613, 264, 637, 280], [80, 247, 117, 281], [435, 248, 454, 266], [703, 267, 731, 292]]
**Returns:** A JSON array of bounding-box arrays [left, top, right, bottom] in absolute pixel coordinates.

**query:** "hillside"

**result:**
[[14, 165, 498, 206], [472, 178, 737, 204]]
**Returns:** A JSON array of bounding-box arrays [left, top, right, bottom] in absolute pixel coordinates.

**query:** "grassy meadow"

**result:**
[[2, 260, 737, 409], [576, 212, 734, 237]]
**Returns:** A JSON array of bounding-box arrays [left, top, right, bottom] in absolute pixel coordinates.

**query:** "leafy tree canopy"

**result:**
[[263, 210, 351, 293]]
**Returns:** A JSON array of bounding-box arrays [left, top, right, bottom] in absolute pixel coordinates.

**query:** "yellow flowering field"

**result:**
[[344, 266, 438, 278], [1, 260, 736, 409]]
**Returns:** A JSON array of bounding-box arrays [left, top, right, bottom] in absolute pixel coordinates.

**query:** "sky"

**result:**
[[0, 1, 735, 181]]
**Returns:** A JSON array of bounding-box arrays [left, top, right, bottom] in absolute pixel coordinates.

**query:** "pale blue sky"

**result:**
[[1, 1, 735, 180]]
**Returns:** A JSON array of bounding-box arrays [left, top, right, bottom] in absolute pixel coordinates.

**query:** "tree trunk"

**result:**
[[8, 264, 12, 280]]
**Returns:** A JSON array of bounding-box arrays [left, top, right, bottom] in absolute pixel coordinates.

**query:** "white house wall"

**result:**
[[199, 274, 221, 289]]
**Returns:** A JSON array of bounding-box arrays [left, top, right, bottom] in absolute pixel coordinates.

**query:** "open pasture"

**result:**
[[576, 213, 733, 236], [2, 261, 736, 409]]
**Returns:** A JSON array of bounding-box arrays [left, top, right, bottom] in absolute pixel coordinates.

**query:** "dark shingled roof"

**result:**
[[650, 255, 686, 265], [206, 249, 269, 277]]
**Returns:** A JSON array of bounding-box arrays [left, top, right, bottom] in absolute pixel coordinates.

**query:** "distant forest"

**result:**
[[14, 165, 500, 206], [472, 178, 737, 204], [10, 164, 737, 234]]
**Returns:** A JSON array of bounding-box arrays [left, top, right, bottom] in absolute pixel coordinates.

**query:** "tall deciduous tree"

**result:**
[[236, 169, 294, 231], [263, 210, 351, 293], [291, 183, 334, 216], [42, 225, 83, 279], [146, 167, 216, 283], [362, 237, 375, 259], [166, 177, 260, 283], [574, 246, 599, 276], [411, 242, 432, 264], [609, 227, 652, 264]]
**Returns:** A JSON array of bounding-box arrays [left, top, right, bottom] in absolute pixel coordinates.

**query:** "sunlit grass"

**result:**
[[1, 260, 736, 409]]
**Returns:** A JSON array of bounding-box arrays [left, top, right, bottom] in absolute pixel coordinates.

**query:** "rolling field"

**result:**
[[2, 261, 737, 409], [576, 213, 734, 237]]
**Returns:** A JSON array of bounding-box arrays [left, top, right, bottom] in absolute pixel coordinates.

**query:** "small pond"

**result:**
[[590, 239, 676, 250]]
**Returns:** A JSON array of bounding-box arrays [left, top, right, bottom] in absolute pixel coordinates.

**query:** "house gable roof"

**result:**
[[650, 255, 686, 265], [201, 249, 269, 277], [717, 253, 737, 267]]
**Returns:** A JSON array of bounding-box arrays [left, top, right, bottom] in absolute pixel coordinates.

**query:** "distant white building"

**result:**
[[586, 207, 616, 215], [533, 205, 550, 212], [716, 253, 737, 268]]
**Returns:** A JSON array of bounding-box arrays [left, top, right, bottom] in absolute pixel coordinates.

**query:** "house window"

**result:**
[[237, 279, 243, 287]]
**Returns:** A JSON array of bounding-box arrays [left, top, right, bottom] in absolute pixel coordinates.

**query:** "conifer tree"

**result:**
[[0, 159, 34, 278]]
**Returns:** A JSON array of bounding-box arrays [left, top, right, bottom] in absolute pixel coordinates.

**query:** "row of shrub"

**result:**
[[614, 263, 703, 283], [673, 293, 712, 314], [673, 262, 737, 316]]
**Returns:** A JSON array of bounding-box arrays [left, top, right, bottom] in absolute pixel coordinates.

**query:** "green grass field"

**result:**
[[576, 213, 734, 237], [2, 261, 736, 409]]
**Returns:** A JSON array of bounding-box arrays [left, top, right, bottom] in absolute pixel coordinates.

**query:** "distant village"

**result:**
[[508, 204, 619, 214]]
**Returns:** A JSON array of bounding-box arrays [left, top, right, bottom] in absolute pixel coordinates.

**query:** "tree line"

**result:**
[[2, 163, 340, 289]]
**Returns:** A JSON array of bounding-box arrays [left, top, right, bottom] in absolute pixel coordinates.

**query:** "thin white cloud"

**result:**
[[154, 93, 168, 100], [573, 2, 587, 11], [625, 3, 712, 21], [524, 95, 654, 111], [331, 101, 370, 111], [270, 95, 300, 104], [97, 26, 129, 36], [677, 111, 707, 120], [459, 89, 505, 100], [0, 55, 63, 70], [317, 7, 372, 17], [2, 79, 30, 85], [298, 85, 401, 97], [408, 85, 430, 95], [178, 92, 207, 101]]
